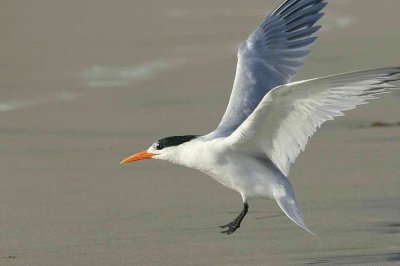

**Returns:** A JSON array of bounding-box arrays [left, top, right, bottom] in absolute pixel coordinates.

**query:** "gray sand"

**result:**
[[1, 0, 400, 265]]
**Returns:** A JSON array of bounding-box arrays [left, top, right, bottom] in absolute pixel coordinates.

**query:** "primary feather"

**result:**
[[226, 67, 400, 176], [208, 0, 327, 139]]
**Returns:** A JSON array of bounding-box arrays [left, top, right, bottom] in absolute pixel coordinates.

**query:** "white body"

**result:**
[[154, 138, 286, 200], [151, 136, 312, 233]]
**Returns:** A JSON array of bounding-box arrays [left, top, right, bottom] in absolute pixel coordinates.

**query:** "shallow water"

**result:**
[[1, 0, 400, 265]]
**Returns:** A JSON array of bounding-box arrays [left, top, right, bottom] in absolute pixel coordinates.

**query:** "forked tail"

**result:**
[[274, 179, 316, 235]]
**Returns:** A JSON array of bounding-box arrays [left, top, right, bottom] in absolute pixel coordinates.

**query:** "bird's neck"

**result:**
[[162, 138, 226, 172]]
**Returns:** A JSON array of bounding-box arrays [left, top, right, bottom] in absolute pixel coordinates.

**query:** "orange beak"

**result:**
[[120, 150, 157, 164]]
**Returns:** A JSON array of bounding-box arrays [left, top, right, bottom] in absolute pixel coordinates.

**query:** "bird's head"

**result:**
[[120, 135, 198, 164]]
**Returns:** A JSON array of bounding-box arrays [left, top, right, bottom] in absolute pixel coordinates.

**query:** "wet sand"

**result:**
[[1, 0, 400, 265]]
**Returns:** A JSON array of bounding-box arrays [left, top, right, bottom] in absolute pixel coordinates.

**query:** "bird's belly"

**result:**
[[205, 155, 282, 199]]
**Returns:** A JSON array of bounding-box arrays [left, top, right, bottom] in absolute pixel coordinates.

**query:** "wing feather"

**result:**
[[205, 0, 327, 139], [226, 67, 400, 176]]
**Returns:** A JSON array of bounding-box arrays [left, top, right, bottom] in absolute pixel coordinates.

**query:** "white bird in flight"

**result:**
[[121, 0, 400, 235]]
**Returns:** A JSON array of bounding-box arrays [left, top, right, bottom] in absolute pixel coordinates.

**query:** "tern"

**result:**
[[121, 0, 400, 235]]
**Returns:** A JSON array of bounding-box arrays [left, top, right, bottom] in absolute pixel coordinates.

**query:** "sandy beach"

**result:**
[[1, 0, 400, 265]]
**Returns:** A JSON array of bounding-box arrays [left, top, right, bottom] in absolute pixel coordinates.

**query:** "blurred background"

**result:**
[[1, 0, 400, 265]]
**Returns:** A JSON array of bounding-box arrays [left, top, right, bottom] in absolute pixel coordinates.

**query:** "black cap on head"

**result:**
[[155, 135, 198, 150]]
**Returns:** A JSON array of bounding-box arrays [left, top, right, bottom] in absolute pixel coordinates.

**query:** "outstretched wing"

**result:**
[[207, 0, 327, 139], [225, 67, 400, 176]]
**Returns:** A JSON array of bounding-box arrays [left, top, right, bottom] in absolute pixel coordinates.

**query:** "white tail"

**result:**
[[274, 179, 316, 235]]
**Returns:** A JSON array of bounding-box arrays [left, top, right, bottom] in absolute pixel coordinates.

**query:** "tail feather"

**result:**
[[273, 177, 316, 235], [275, 195, 316, 235]]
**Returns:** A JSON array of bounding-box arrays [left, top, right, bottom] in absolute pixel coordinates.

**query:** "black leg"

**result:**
[[220, 203, 249, 235], [219, 215, 241, 229]]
